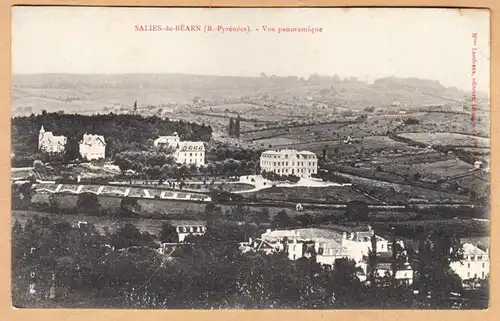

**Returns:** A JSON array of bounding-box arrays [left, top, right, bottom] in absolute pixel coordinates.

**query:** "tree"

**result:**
[[331, 258, 363, 307], [345, 201, 369, 223], [76, 192, 101, 215], [254, 208, 270, 224], [296, 214, 314, 227], [12, 220, 23, 237], [367, 234, 378, 286], [48, 194, 61, 212], [159, 222, 178, 243], [413, 229, 465, 307], [110, 223, 153, 249], [119, 197, 141, 217], [272, 210, 292, 228], [17, 182, 36, 207]]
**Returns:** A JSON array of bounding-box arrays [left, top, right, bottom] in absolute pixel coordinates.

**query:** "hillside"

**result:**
[[12, 74, 489, 136]]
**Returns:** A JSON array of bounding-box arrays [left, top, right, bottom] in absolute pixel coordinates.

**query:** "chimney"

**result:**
[[342, 232, 347, 240], [249, 237, 253, 244], [350, 232, 355, 240], [368, 225, 372, 232], [266, 229, 271, 234]]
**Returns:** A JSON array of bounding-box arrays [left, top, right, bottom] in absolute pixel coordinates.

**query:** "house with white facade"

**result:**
[[38, 126, 67, 154], [450, 242, 490, 283], [358, 252, 414, 285], [154, 132, 181, 149], [154, 132, 205, 167], [79, 133, 106, 160], [260, 149, 318, 178], [172, 221, 207, 242], [175, 142, 205, 167], [249, 227, 390, 264]]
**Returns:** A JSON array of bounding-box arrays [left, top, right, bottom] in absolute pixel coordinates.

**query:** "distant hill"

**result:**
[[11, 73, 489, 117]]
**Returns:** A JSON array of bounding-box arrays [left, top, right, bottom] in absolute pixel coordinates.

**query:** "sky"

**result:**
[[12, 7, 490, 92]]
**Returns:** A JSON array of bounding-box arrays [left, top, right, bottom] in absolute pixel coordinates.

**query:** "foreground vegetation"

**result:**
[[11, 214, 487, 309]]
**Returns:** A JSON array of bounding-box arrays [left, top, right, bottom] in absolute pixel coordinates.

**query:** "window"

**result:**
[[467, 272, 470, 278], [482, 272, 485, 278], [478, 256, 483, 260], [470, 256, 475, 261], [190, 153, 192, 156], [482, 263, 485, 268], [468, 263, 470, 268]]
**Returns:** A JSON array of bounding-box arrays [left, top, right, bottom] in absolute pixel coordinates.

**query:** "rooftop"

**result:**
[[81, 133, 106, 145], [463, 243, 488, 256], [261, 149, 317, 157]]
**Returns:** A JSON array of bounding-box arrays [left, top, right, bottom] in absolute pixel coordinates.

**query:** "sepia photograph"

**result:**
[[10, 6, 490, 309]]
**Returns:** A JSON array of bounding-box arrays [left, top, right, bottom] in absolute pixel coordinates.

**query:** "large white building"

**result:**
[[79, 133, 106, 160], [175, 141, 205, 167], [254, 227, 389, 264], [241, 226, 412, 283], [450, 242, 490, 282], [38, 126, 67, 154], [154, 132, 205, 167], [260, 149, 318, 178]]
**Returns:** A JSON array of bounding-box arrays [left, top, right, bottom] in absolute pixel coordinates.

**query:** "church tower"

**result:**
[[38, 125, 46, 150]]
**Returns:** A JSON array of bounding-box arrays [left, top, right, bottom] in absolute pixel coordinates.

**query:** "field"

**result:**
[[251, 186, 379, 204], [242, 121, 356, 143], [371, 219, 489, 239], [399, 112, 490, 137], [398, 132, 490, 148], [31, 193, 208, 217]]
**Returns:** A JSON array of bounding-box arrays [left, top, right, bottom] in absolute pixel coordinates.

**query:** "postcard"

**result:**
[[10, 6, 490, 309]]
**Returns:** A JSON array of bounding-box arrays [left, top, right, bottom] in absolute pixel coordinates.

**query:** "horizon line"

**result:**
[[11, 72, 488, 94]]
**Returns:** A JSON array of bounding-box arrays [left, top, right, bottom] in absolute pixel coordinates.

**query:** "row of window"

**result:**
[[265, 167, 315, 174], [181, 158, 205, 165], [467, 262, 486, 269], [180, 152, 204, 157], [177, 226, 206, 233], [467, 272, 486, 278], [261, 161, 316, 167], [180, 146, 204, 151], [466, 255, 485, 261]]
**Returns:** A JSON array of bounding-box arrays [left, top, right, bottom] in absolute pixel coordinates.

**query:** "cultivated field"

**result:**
[[251, 186, 378, 204], [398, 132, 490, 148], [399, 112, 490, 137]]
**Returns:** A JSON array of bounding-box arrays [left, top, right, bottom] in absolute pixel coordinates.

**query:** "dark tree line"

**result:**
[[228, 115, 241, 138], [11, 112, 213, 166]]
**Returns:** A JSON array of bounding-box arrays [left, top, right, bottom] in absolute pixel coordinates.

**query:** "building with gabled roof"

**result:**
[[175, 141, 205, 167], [253, 226, 390, 267], [450, 242, 490, 284], [154, 132, 181, 149], [38, 125, 67, 154], [260, 148, 318, 178], [79, 133, 106, 160], [153, 132, 205, 167]]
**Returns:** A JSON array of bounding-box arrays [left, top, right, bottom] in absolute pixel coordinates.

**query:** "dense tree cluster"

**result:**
[[12, 215, 481, 309], [11, 112, 213, 165]]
